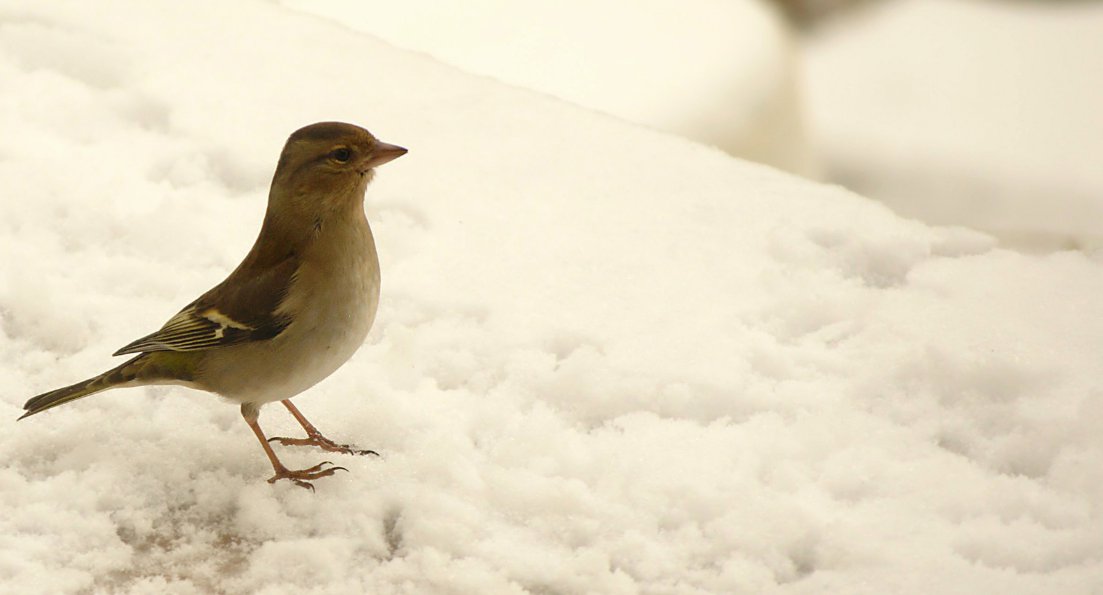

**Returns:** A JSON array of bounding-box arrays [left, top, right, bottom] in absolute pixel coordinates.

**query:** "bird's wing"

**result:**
[[113, 254, 297, 356]]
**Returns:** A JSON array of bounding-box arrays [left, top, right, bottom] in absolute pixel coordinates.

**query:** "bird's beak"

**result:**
[[362, 142, 408, 170]]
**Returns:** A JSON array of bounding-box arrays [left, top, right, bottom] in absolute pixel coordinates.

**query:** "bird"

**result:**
[[19, 121, 406, 491]]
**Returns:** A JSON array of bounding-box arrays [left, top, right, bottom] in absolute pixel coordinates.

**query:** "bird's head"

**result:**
[[270, 121, 406, 214]]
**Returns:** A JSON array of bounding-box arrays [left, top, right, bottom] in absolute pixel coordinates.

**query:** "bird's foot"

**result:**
[[267, 461, 348, 491], [268, 432, 378, 456]]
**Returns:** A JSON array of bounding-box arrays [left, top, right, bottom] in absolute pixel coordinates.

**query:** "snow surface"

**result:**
[[280, 0, 817, 177], [804, 0, 1103, 252], [1, 1, 1102, 593]]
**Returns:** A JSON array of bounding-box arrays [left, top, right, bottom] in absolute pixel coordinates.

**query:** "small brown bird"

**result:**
[[20, 122, 406, 490]]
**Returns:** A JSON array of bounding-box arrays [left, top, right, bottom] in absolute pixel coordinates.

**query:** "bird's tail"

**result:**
[[20, 354, 148, 420]]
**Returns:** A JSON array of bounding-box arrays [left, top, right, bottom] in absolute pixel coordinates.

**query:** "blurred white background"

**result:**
[[286, 0, 1103, 253], [801, 0, 1103, 253]]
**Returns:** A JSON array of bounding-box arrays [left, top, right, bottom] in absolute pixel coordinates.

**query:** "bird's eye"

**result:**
[[330, 147, 352, 163]]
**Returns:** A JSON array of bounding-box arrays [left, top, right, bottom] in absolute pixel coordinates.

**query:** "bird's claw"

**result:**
[[267, 433, 378, 456], [267, 461, 348, 491]]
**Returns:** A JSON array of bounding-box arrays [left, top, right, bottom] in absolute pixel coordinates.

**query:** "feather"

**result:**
[[114, 245, 299, 355]]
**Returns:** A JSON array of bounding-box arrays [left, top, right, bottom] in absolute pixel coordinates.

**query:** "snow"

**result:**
[[280, 0, 817, 177], [803, 0, 1103, 252], [1, 1, 1101, 593]]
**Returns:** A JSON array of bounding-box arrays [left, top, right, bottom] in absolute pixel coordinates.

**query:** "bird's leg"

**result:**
[[266, 399, 378, 456], [241, 403, 347, 491]]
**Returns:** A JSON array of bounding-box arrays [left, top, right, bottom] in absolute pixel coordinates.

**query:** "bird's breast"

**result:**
[[200, 216, 380, 404]]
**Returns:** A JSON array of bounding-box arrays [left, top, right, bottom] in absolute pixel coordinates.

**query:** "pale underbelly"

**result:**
[[196, 294, 377, 404]]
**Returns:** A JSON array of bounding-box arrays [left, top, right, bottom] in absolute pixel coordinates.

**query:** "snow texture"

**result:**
[[281, 0, 817, 177], [804, 0, 1103, 252], [0, 1, 1101, 593]]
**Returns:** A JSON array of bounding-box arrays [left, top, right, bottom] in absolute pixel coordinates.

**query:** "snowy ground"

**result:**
[[1, 1, 1102, 593]]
